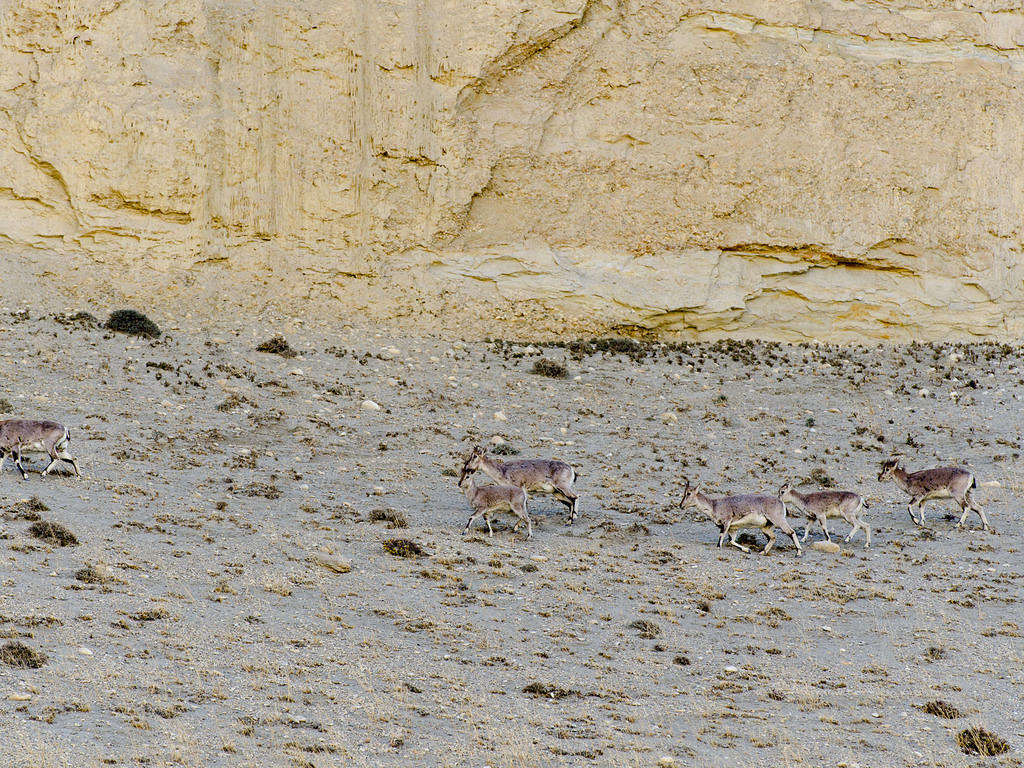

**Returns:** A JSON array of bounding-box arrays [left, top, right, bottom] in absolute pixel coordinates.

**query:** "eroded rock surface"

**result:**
[[2, 1, 1022, 339]]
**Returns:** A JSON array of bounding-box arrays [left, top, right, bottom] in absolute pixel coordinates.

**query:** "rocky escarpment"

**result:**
[[2, 1, 1023, 340]]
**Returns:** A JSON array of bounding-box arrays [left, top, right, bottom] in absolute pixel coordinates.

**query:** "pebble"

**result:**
[[310, 553, 352, 574], [661, 411, 678, 424], [361, 399, 381, 411], [493, 411, 507, 421], [79, 647, 93, 656], [811, 540, 841, 554], [289, 368, 303, 376], [490, 435, 506, 445], [8, 694, 31, 702], [723, 665, 739, 673]]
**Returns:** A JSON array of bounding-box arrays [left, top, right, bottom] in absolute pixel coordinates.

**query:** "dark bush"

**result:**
[[106, 309, 161, 338]]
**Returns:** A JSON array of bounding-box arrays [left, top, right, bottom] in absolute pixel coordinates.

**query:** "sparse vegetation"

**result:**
[[382, 538, 424, 558], [957, 726, 1011, 756], [1, 641, 47, 668], [106, 309, 161, 338], [28, 520, 78, 546], [2, 322, 1023, 765], [921, 700, 962, 719], [531, 358, 568, 378], [369, 508, 409, 529], [255, 335, 297, 357], [629, 619, 661, 638], [522, 682, 582, 699]]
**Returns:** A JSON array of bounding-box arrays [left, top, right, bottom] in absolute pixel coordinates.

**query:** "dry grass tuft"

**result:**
[[255, 335, 297, 357], [130, 607, 170, 622], [629, 618, 661, 638], [75, 564, 111, 584], [531, 358, 569, 378], [522, 682, 581, 699], [216, 393, 258, 412], [920, 700, 963, 719], [956, 726, 1011, 756], [369, 508, 409, 529], [236, 482, 282, 500], [6, 497, 49, 521], [28, 520, 78, 546], [382, 538, 425, 558], [1, 641, 47, 668]]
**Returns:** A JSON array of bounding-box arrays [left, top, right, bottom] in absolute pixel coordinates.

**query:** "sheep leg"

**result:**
[[723, 526, 750, 553], [13, 448, 29, 480]]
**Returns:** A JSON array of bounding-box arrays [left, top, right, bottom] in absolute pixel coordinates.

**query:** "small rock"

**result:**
[[289, 368, 303, 376], [661, 411, 678, 424], [490, 435, 506, 445], [361, 399, 381, 411], [812, 541, 841, 554], [723, 665, 739, 673], [310, 554, 352, 574], [493, 411, 507, 422], [79, 647, 93, 656]]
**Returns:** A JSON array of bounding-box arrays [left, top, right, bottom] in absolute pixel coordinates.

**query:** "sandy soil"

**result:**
[[1, 309, 1022, 768]]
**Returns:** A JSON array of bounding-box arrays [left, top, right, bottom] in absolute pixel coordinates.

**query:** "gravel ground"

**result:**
[[1, 309, 1022, 767]]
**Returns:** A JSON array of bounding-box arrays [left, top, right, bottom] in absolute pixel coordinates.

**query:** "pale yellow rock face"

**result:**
[[2, 1, 1023, 340]]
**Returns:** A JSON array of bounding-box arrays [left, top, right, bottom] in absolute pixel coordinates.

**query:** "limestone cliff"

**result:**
[[2, 0, 1023, 340]]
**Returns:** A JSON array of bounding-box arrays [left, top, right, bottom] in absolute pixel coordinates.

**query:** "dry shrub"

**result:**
[[6, 496, 48, 521], [28, 520, 78, 546], [629, 619, 661, 638], [921, 700, 963, 719], [106, 309, 161, 338], [957, 726, 1010, 756], [531, 358, 568, 378], [255, 335, 297, 357], [522, 682, 581, 699], [382, 538, 424, 558], [0, 398, 11, 414], [55, 311, 99, 329], [369, 508, 409, 529], [131, 607, 170, 622], [0, 641, 47, 668], [75, 564, 111, 584], [237, 482, 282, 500], [491, 443, 519, 456], [216, 393, 258, 412]]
